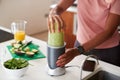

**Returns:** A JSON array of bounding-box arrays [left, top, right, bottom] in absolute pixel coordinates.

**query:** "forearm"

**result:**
[[83, 13, 120, 52], [83, 30, 114, 51], [51, 0, 75, 15]]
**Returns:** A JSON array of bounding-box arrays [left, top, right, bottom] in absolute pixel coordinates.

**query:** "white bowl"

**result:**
[[3, 65, 28, 78]]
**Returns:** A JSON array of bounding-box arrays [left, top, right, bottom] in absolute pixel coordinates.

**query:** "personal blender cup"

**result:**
[[46, 23, 66, 76]]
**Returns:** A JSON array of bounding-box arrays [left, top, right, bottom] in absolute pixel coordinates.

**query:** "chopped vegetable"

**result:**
[[15, 50, 25, 56], [24, 47, 30, 52], [32, 49, 38, 53], [10, 41, 39, 57], [26, 52, 35, 57], [13, 44, 22, 49]]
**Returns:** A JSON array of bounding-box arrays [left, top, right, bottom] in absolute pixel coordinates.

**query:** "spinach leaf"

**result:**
[[4, 58, 29, 69]]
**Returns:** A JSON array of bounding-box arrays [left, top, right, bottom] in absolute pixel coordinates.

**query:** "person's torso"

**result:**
[[77, 0, 119, 49]]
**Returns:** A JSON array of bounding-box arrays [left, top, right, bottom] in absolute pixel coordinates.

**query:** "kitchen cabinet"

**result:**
[[61, 11, 76, 48]]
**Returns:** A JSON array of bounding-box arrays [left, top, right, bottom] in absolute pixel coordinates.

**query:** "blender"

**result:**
[[46, 23, 66, 76]]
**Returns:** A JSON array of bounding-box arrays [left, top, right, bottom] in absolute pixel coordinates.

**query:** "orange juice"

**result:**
[[14, 31, 25, 41]]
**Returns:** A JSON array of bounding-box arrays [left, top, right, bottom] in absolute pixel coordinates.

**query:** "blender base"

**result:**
[[46, 65, 66, 76]]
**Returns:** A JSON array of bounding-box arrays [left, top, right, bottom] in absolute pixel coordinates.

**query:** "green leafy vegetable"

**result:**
[[4, 58, 29, 69]]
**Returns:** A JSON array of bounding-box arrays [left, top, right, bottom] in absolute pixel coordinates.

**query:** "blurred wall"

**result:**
[[0, 0, 53, 35]]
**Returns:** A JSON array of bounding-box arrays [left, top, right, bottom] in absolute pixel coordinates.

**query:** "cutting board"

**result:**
[[7, 43, 46, 60]]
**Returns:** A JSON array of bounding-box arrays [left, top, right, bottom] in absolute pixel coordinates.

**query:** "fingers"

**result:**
[[48, 15, 55, 33], [47, 18, 51, 33], [50, 16, 55, 33], [54, 16, 61, 32], [58, 52, 67, 59], [47, 14, 64, 33], [56, 48, 77, 67], [54, 15, 64, 32], [56, 53, 72, 67], [57, 58, 70, 67]]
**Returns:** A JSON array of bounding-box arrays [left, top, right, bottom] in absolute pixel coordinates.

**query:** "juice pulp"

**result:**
[[14, 31, 25, 41]]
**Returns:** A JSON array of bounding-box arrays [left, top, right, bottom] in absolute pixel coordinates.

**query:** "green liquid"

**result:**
[[48, 23, 64, 47], [48, 32, 64, 47]]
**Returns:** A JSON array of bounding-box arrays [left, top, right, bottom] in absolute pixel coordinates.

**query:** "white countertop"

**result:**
[[0, 26, 120, 80], [0, 36, 91, 80]]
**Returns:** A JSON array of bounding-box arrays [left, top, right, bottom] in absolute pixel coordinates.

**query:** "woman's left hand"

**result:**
[[56, 48, 80, 67]]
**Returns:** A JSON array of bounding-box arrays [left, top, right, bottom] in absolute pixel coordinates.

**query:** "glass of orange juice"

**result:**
[[11, 20, 27, 41]]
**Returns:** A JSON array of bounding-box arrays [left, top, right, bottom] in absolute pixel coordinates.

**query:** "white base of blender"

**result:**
[[46, 65, 66, 76]]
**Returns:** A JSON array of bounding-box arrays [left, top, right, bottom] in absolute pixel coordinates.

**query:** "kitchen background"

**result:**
[[0, 0, 78, 48], [0, 0, 58, 35], [0, 0, 119, 46]]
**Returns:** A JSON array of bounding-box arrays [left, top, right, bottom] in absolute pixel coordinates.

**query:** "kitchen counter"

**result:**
[[0, 29, 13, 43], [0, 26, 120, 80], [0, 36, 91, 80]]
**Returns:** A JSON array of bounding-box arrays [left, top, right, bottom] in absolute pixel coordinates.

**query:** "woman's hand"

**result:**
[[47, 0, 75, 33], [47, 8, 64, 33], [56, 48, 80, 67]]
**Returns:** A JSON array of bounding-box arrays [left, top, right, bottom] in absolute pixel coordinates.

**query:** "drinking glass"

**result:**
[[11, 20, 27, 41]]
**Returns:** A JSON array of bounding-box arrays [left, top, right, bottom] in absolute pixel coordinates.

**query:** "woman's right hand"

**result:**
[[56, 48, 80, 67], [47, 8, 64, 33]]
